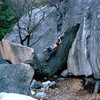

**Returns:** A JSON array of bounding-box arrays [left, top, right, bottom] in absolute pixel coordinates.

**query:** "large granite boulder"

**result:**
[[4, 6, 62, 55], [66, 0, 100, 79], [36, 24, 80, 77], [0, 39, 35, 64], [0, 63, 34, 95]]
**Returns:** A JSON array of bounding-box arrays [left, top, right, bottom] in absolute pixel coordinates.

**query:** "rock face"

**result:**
[[65, 0, 100, 79], [0, 63, 34, 95], [37, 24, 80, 77], [4, 7, 62, 55], [0, 39, 34, 64], [3, 0, 100, 79]]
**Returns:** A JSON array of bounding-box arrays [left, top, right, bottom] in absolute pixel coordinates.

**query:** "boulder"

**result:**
[[83, 78, 95, 93], [83, 78, 100, 93], [65, 0, 100, 79], [37, 24, 80, 77], [0, 39, 34, 64], [0, 63, 34, 95], [0, 92, 37, 100], [4, 6, 62, 55]]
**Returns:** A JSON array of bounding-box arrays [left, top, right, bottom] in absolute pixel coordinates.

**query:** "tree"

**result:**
[[5, 0, 46, 47], [0, 1, 14, 40]]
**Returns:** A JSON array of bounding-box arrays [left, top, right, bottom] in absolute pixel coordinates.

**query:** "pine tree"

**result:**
[[0, 1, 14, 40]]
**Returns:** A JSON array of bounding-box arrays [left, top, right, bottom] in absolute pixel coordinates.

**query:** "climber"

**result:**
[[46, 37, 62, 62]]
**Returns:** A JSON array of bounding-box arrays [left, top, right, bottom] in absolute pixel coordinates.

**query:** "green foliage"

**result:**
[[0, 3, 14, 40]]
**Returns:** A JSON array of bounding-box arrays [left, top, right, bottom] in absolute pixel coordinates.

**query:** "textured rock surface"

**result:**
[[4, 7, 62, 55], [36, 92, 46, 98], [0, 63, 34, 95], [30, 79, 43, 89], [61, 69, 69, 77], [3, 0, 100, 79], [0, 39, 35, 64], [37, 24, 80, 77], [0, 57, 9, 64], [0, 92, 37, 100], [66, 0, 100, 79]]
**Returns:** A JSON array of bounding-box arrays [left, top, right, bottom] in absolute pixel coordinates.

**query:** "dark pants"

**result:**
[[46, 47, 56, 61]]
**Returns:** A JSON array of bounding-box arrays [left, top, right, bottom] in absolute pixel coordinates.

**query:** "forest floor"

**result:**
[[32, 77, 100, 100]]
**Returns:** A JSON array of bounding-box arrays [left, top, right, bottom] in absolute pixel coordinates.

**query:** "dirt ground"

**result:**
[[31, 78, 100, 100], [32, 77, 100, 100], [46, 78, 100, 100]]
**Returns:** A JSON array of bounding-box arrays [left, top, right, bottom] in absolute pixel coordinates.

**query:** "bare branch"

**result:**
[[17, 22, 24, 45], [6, 0, 47, 47]]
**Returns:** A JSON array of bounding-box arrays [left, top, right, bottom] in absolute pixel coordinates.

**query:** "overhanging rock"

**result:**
[[36, 24, 80, 77]]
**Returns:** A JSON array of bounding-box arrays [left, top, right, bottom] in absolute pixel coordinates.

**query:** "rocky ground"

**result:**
[[32, 77, 100, 100]]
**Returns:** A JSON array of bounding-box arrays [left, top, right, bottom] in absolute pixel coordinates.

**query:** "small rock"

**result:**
[[36, 92, 46, 98], [41, 81, 51, 91], [57, 78, 65, 81], [31, 90, 36, 95], [42, 81, 51, 85], [30, 79, 43, 89], [53, 75, 58, 78], [49, 81, 56, 89], [61, 69, 69, 77], [41, 81, 56, 91]]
